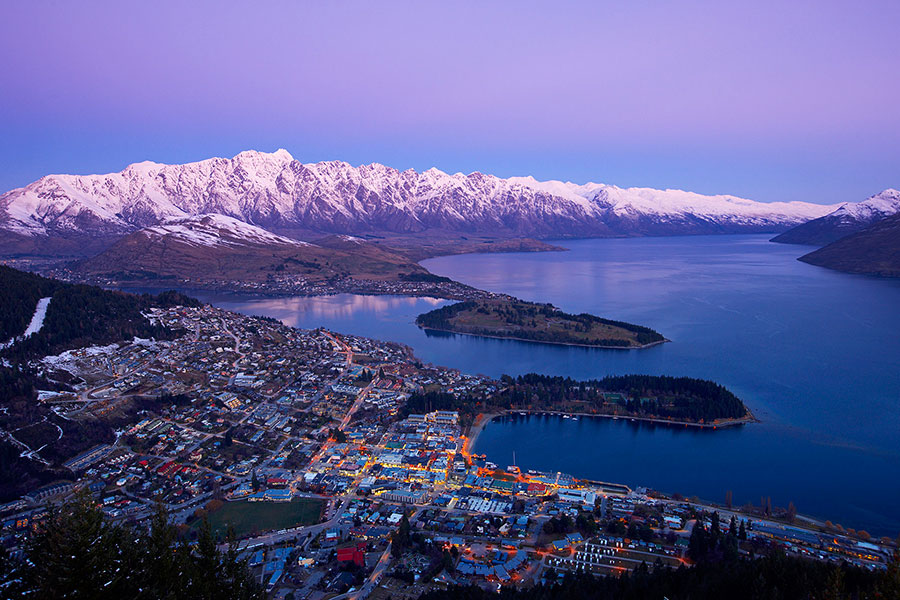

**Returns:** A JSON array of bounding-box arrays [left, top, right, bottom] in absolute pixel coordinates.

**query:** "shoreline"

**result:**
[[514, 409, 755, 429], [468, 409, 754, 450], [418, 326, 669, 350], [90, 280, 493, 302], [463, 411, 501, 454], [463, 406, 753, 460]]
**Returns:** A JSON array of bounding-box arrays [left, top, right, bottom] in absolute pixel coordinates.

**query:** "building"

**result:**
[[264, 488, 293, 502], [379, 489, 426, 504], [336, 542, 367, 567], [25, 481, 77, 503], [63, 444, 113, 471], [558, 488, 597, 507], [431, 410, 459, 424]]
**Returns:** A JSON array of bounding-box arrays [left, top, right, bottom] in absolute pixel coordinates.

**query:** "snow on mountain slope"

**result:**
[[140, 214, 313, 248], [771, 189, 900, 246], [0, 149, 839, 243], [824, 188, 900, 222]]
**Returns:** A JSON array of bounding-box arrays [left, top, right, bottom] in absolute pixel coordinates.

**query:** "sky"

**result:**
[[1, 1, 898, 204]]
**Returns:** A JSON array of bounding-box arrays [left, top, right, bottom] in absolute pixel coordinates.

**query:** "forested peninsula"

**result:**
[[404, 373, 752, 433]]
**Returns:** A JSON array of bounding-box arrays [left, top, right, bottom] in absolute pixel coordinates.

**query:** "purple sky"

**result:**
[[1, 1, 898, 203]]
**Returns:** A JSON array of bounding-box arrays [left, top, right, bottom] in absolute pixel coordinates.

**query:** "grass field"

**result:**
[[204, 498, 325, 538]]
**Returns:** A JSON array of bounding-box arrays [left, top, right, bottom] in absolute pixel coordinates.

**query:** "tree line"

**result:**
[[401, 372, 748, 432], [0, 493, 263, 599], [500, 373, 748, 421], [419, 550, 898, 600]]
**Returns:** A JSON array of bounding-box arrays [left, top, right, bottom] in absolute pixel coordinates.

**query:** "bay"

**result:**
[[188, 234, 900, 537]]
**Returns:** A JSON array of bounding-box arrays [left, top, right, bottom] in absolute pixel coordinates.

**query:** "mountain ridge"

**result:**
[[1, 149, 840, 253], [771, 188, 900, 246]]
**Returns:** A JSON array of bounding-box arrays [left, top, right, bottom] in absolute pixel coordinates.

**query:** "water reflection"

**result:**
[[210, 294, 445, 328]]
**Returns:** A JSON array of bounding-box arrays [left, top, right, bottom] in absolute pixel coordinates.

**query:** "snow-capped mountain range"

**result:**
[[771, 189, 900, 246], [1, 149, 841, 246]]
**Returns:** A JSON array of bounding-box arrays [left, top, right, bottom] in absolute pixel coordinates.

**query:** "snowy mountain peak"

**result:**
[[273, 148, 294, 161], [771, 188, 900, 246], [233, 148, 294, 163], [829, 188, 900, 221]]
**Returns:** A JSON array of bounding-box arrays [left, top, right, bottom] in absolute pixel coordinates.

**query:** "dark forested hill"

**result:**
[[0, 265, 64, 341], [798, 213, 900, 277], [0, 266, 199, 361]]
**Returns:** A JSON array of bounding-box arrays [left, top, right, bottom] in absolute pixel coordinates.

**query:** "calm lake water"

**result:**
[[190, 235, 900, 537]]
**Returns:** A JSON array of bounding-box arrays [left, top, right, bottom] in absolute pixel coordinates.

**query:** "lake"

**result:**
[[189, 234, 900, 537]]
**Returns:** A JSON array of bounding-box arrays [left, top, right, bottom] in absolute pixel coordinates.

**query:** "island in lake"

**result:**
[[416, 298, 666, 348]]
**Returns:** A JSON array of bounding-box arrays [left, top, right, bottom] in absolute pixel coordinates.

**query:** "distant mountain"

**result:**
[[0, 149, 838, 256], [771, 189, 900, 246], [798, 213, 900, 277], [72, 214, 428, 285]]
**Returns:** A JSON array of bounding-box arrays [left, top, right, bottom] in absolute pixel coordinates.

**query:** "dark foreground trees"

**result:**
[[1, 493, 263, 599], [419, 550, 899, 600]]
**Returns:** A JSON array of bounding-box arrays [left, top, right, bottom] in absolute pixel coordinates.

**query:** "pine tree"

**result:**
[[822, 564, 846, 600], [192, 517, 223, 598], [689, 521, 708, 562], [24, 490, 128, 598], [136, 502, 184, 598], [878, 551, 900, 599]]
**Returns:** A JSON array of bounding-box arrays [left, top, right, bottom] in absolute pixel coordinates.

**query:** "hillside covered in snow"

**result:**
[[772, 189, 900, 246]]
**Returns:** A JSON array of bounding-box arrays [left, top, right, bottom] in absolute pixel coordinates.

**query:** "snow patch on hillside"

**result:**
[[0, 296, 52, 349]]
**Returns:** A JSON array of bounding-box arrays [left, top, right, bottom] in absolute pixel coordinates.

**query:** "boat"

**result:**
[[507, 451, 520, 474]]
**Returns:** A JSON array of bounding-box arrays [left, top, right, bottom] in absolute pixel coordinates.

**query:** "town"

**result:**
[[0, 304, 894, 599], [43, 262, 509, 303]]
